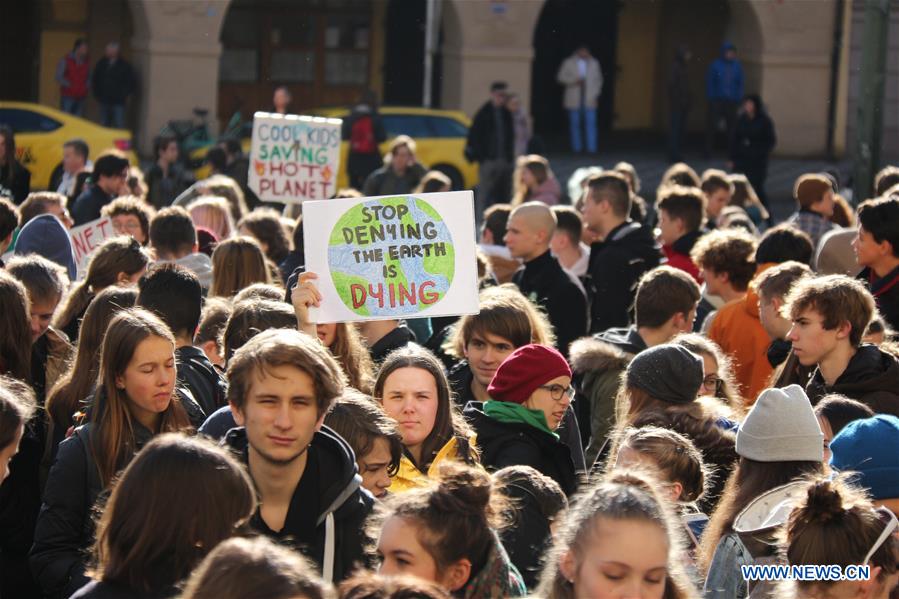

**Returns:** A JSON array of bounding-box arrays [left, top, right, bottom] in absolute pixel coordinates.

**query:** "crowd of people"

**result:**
[[1, 87, 899, 599]]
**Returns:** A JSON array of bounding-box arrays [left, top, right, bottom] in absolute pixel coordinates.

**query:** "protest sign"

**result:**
[[70, 216, 115, 278], [303, 191, 479, 323], [247, 112, 342, 205]]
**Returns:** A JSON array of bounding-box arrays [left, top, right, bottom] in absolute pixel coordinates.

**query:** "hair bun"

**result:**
[[801, 480, 845, 525], [429, 462, 493, 518]]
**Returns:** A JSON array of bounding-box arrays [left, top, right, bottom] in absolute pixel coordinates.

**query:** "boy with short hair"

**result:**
[[137, 263, 227, 416], [689, 228, 757, 331], [754, 260, 813, 386], [70, 150, 130, 225], [195, 297, 232, 369], [550, 205, 590, 280], [700, 169, 733, 227], [570, 265, 700, 464], [101, 196, 154, 246], [656, 185, 705, 282], [785, 275, 899, 416], [785, 173, 837, 248], [149, 206, 213, 290], [854, 196, 899, 331], [225, 328, 373, 581]]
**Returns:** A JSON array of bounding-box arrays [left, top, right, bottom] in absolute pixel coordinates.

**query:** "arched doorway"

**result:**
[[382, 0, 442, 107], [531, 0, 620, 151]]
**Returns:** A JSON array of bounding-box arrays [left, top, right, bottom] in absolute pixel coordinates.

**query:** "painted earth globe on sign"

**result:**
[[328, 196, 455, 317]]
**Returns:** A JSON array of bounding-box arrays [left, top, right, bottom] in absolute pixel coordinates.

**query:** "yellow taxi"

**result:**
[[313, 106, 478, 191], [0, 101, 138, 190]]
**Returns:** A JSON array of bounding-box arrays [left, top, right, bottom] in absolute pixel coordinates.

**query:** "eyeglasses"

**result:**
[[863, 507, 898, 565], [702, 375, 724, 395], [539, 384, 575, 402]]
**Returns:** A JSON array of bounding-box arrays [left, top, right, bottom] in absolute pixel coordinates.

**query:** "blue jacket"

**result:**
[[706, 43, 744, 102]]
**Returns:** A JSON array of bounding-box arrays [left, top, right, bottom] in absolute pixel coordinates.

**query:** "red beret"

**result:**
[[487, 344, 572, 405]]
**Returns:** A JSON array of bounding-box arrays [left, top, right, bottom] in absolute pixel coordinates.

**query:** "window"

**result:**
[[382, 115, 435, 139], [324, 53, 368, 85], [219, 49, 258, 83], [428, 116, 468, 138], [272, 51, 316, 82], [0, 109, 62, 134]]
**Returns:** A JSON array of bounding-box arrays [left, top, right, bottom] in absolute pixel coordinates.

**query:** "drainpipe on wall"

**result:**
[[825, 0, 844, 160], [423, 0, 443, 108]]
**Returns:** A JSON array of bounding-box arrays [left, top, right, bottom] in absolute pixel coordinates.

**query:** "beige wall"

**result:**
[[614, 1, 661, 130], [129, 0, 229, 155], [441, 0, 542, 118]]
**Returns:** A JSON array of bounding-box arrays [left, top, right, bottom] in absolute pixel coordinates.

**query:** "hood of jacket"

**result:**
[[15, 214, 78, 281], [173, 253, 213, 289], [569, 326, 646, 375], [224, 425, 369, 524], [720, 41, 736, 58], [601, 221, 664, 264]]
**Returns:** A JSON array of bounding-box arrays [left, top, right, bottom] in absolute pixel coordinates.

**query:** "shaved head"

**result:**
[[504, 202, 557, 261]]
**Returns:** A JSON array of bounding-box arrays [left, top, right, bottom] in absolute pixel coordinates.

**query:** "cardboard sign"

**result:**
[[70, 217, 115, 278], [303, 191, 479, 323], [247, 112, 342, 204]]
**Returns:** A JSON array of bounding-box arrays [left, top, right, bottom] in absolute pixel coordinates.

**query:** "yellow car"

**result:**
[[313, 106, 478, 191], [0, 101, 138, 191]]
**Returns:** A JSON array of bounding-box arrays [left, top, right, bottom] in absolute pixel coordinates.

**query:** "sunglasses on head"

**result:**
[[863, 507, 898, 566]]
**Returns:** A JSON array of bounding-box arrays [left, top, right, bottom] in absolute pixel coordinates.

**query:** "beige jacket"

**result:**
[[557, 53, 603, 109]]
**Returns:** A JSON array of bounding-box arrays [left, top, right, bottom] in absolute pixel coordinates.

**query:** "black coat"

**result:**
[[0, 160, 32, 204], [512, 250, 587, 357], [805, 344, 899, 417], [465, 101, 514, 163], [585, 222, 663, 333], [91, 57, 134, 105], [71, 184, 112, 226], [224, 426, 374, 582], [860, 266, 899, 334], [175, 346, 228, 417], [464, 403, 577, 497], [30, 423, 153, 599], [730, 111, 776, 171], [71, 579, 175, 599]]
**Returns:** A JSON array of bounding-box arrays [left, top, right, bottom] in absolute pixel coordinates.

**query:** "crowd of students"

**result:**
[[1, 131, 899, 599]]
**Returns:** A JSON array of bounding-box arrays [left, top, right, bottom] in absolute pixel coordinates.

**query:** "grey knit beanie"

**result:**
[[625, 344, 704, 404], [736, 385, 823, 462]]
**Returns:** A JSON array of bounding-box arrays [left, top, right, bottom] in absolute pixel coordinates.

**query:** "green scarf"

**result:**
[[483, 401, 559, 439]]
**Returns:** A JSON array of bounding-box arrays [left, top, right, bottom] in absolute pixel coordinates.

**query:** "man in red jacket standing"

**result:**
[[55, 39, 90, 117]]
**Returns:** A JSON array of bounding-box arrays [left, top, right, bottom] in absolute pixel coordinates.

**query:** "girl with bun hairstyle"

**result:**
[[537, 469, 697, 599], [615, 426, 710, 552], [464, 343, 577, 496], [374, 462, 526, 597], [373, 344, 478, 493], [779, 475, 899, 599]]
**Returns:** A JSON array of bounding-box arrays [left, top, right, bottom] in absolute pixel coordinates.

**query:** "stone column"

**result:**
[[129, 0, 229, 156]]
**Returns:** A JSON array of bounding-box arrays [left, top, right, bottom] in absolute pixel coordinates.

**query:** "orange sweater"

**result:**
[[708, 263, 776, 405]]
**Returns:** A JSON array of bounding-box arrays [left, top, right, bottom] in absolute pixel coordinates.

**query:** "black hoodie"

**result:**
[[585, 221, 663, 334], [805, 344, 899, 417], [223, 426, 374, 583]]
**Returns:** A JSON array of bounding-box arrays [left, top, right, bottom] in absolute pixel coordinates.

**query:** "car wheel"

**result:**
[[431, 164, 463, 191]]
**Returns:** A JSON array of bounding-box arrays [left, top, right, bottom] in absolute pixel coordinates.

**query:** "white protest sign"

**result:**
[[70, 216, 116, 278], [247, 112, 342, 205], [303, 191, 479, 323]]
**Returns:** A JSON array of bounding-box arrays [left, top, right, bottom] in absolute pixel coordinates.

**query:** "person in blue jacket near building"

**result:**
[[705, 42, 744, 156]]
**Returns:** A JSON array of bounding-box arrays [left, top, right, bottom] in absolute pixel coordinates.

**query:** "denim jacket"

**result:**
[[703, 532, 750, 599]]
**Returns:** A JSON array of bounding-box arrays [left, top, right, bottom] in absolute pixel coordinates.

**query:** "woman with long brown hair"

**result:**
[[373, 344, 478, 493], [700, 386, 824, 599], [0, 271, 32, 383], [511, 155, 561, 206], [45, 286, 137, 456], [70, 434, 256, 599], [53, 236, 150, 341], [31, 308, 193, 599], [209, 236, 272, 298]]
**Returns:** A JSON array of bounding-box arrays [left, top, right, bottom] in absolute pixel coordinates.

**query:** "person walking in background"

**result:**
[[56, 39, 90, 117], [466, 82, 514, 216], [0, 125, 31, 204], [342, 90, 387, 190], [668, 45, 692, 163], [705, 42, 744, 156], [557, 45, 603, 154], [146, 134, 194, 210], [272, 85, 292, 115], [506, 93, 531, 157], [730, 94, 776, 220], [91, 42, 134, 129]]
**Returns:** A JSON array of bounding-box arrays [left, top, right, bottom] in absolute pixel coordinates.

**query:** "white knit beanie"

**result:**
[[736, 385, 824, 462]]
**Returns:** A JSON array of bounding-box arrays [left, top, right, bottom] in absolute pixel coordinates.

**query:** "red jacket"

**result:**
[[662, 245, 701, 283], [61, 54, 89, 99]]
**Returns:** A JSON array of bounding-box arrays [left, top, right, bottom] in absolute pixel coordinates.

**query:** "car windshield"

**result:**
[[0, 108, 62, 134]]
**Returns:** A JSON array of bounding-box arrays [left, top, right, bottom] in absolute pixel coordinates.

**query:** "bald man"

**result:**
[[506, 202, 588, 355]]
